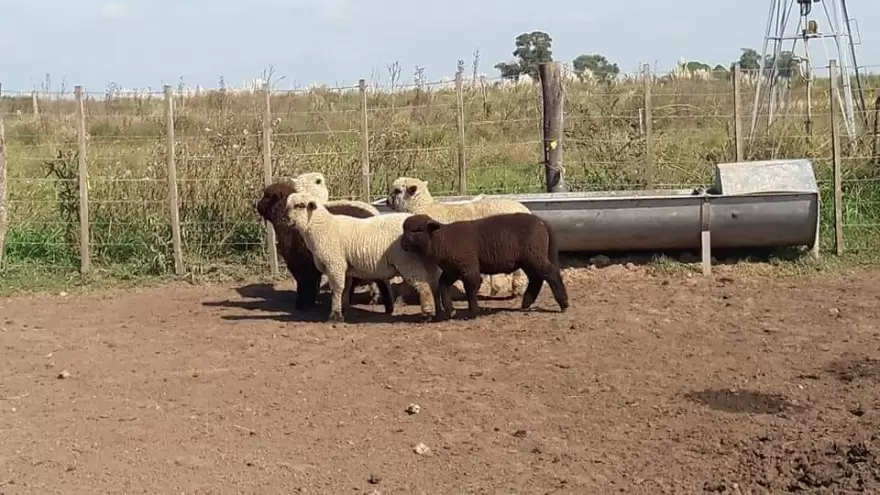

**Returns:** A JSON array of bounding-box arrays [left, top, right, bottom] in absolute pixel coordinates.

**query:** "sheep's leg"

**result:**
[[373, 280, 395, 315], [345, 278, 359, 306], [367, 282, 383, 305], [519, 265, 545, 310], [399, 269, 438, 322], [341, 274, 354, 311], [435, 270, 459, 321], [292, 268, 320, 310], [461, 271, 483, 317], [512, 269, 528, 297], [542, 264, 570, 312], [486, 274, 497, 297], [325, 269, 348, 322]]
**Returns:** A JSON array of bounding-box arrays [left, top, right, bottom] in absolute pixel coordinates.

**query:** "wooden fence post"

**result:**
[[74, 86, 90, 274], [0, 118, 7, 269], [32, 91, 39, 117], [261, 82, 278, 276], [733, 63, 744, 161], [455, 70, 468, 195], [163, 85, 185, 275], [829, 60, 844, 255], [642, 64, 654, 188], [358, 78, 371, 203], [538, 62, 566, 193]]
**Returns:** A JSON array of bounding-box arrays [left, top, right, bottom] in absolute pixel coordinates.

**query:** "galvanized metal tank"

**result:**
[[373, 159, 820, 253]]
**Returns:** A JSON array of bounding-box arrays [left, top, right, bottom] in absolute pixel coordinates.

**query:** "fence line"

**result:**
[[0, 62, 879, 277], [0, 118, 6, 268]]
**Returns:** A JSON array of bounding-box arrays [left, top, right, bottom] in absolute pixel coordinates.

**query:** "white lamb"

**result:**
[[290, 171, 386, 301], [386, 176, 530, 297], [284, 192, 441, 322], [291, 171, 381, 215]]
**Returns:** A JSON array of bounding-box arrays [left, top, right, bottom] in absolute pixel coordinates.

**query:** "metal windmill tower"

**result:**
[[748, 0, 868, 145]]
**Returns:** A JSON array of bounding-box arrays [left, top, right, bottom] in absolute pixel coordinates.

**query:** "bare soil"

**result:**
[[2, 264, 880, 494]]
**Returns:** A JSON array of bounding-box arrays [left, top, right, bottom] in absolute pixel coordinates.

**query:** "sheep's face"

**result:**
[[257, 182, 297, 223], [387, 178, 426, 212], [400, 214, 441, 254], [284, 192, 320, 228], [292, 172, 329, 202]]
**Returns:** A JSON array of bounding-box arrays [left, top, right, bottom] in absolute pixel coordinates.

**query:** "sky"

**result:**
[[1, 0, 879, 92]]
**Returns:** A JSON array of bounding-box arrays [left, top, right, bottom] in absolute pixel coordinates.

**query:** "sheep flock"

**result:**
[[258, 171, 569, 322]]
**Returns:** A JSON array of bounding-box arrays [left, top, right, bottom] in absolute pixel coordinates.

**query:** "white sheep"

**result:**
[[386, 176, 530, 297], [289, 171, 386, 302], [291, 171, 381, 215], [284, 192, 442, 322]]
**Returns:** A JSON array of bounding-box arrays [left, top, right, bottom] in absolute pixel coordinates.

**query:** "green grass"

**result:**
[[1, 68, 879, 290]]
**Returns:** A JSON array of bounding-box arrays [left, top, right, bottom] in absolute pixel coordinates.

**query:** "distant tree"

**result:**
[[684, 61, 711, 72], [494, 31, 554, 80], [713, 64, 730, 79], [738, 48, 761, 71], [493, 61, 522, 81], [572, 54, 620, 82]]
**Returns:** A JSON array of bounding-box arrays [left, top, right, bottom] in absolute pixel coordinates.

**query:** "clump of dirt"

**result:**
[[708, 434, 880, 492]]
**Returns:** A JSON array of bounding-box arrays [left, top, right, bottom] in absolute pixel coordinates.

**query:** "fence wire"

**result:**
[[1, 65, 879, 277]]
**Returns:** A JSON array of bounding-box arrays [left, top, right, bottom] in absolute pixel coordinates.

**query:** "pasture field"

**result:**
[[1, 67, 879, 283], [1, 262, 879, 492]]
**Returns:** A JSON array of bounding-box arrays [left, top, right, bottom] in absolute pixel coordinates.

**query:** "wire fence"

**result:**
[[0, 63, 879, 278]]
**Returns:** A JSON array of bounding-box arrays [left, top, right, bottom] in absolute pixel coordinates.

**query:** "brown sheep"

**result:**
[[256, 181, 394, 314], [400, 213, 569, 320]]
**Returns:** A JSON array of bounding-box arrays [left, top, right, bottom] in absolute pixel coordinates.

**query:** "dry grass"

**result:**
[[1, 68, 879, 280]]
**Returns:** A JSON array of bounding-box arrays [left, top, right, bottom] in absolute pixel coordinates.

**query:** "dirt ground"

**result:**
[[1, 263, 880, 494]]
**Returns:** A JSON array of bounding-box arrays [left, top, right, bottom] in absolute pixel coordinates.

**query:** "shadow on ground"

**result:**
[[825, 355, 880, 383], [684, 388, 808, 415], [203, 282, 554, 324]]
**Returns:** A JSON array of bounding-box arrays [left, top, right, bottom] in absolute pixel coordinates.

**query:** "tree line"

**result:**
[[493, 31, 801, 82]]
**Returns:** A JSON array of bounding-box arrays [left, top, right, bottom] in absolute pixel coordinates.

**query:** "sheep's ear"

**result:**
[[307, 200, 317, 211], [426, 221, 441, 234], [406, 185, 418, 196]]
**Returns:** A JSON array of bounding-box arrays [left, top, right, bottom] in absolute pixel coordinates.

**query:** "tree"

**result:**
[[493, 31, 554, 80], [684, 61, 711, 72], [572, 54, 620, 82], [493, 62, 521, 81], [512, 31, 553, 79], [738, 48, 761, 71]]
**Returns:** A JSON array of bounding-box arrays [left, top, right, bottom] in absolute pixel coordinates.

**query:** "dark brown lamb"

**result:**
[[256, 181, 394, 313], [400, 212, 568, 320]]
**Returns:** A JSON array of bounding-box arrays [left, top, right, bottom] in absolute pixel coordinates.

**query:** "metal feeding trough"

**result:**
[[373, 159, 820, 272]]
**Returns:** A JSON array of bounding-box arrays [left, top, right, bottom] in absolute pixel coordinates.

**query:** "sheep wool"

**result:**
[[284, 192, 441, 322], [386, 176, 530, 296]]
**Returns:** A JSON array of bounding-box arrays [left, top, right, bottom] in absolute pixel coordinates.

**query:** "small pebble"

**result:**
[[829, 307, 840, 318], [413, 442, 431, 455], [405, 404, 421, 415], [57, 370, 71, 379]]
